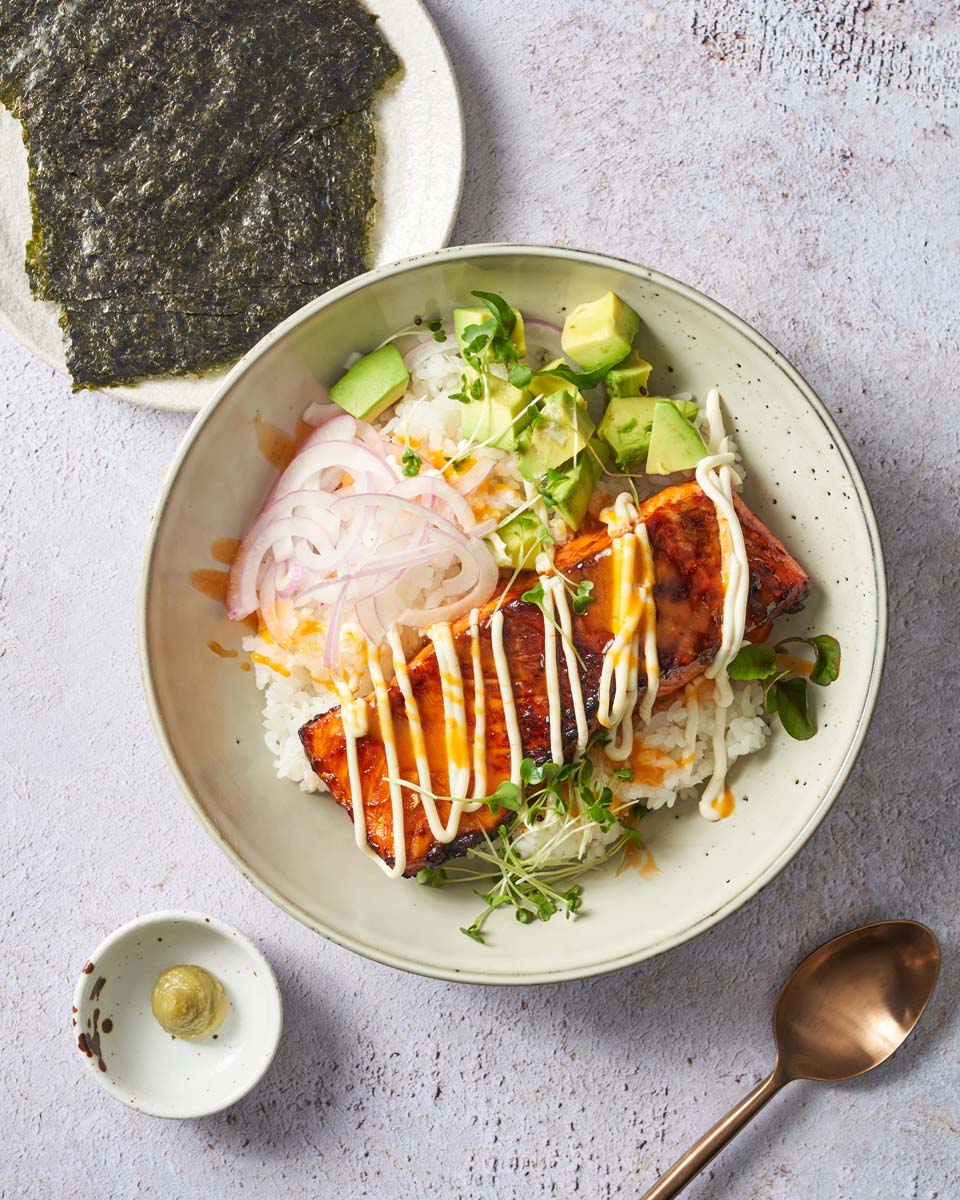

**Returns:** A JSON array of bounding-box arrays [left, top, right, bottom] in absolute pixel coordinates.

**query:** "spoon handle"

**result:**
[[639, 1069, 787, 1200]]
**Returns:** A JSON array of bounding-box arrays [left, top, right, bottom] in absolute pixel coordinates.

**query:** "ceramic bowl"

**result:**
[[138, 245, 886, 985], [73, 911, 282, 1117]]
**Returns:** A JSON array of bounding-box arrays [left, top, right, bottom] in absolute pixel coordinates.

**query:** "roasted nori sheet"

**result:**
[[62, 287, 322, 388], [1, 0, 399, 387], [59, 111, 381, 387]]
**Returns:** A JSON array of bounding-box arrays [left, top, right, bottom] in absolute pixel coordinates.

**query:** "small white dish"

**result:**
[[73, 910, 282, 1118]]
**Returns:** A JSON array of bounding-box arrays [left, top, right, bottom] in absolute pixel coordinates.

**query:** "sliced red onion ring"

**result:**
[[272, 441, 396, 502], [330, 495, 498, 628], [389, 474, 478, 529], [524, 318, 564, 359], [228, 513, 340, 619], [403, 335, 460, 375], [259, 560, 300, 648], [322, 584, 351, 670], [294, 545, 445, 603], [301, 397, 335, 426], [275, 561, 303, 598], [450, 456, 496, 496]]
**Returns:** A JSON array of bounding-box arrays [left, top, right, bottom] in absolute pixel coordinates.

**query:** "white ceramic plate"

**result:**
[[0, 0, 463, 411], [139, 245, 887, 985]]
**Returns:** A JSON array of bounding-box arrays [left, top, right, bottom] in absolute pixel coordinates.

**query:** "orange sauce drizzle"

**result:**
[[711, 787, 736, 820], [249, 652, 291, 678], [189, 569, 229, 603], [252, 414, 312, 471], [210, 537, 240, 565], [207, 641, 237, 658], [776, 653, 814, 677], [241, 662, 251, 672], [622, 840, 661, 879]]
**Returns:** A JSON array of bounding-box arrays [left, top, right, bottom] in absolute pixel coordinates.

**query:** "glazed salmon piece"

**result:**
[[300, 481, 809, 875]]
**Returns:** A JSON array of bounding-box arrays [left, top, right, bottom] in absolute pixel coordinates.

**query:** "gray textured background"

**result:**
[[2, 1, 958, 1196]]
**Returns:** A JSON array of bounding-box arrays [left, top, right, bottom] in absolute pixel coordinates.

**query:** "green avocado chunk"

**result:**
[[541, 439, 607, 530], [604, 350, 653, 398], [330, 343, 409, 421], [598, 396, 699, 468], [529, 358, 568, 396], [490, 511, 546, 569], [459, 374, 532, 449], [560, 291, 640, 373], [646, 401, 708, 475], [517, 388, 595, 482], [453, 305, 526, 357]]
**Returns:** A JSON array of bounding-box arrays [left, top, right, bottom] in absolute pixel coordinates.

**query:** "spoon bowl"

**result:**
[[774, 920, 941, 1083], [641, 920, 941, 1199]]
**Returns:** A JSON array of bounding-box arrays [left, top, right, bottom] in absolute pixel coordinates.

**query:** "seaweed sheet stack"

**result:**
[[0, 0, 400, 388]]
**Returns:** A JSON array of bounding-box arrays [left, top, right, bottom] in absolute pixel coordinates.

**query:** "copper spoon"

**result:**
[[640, 920, 941, 1200]]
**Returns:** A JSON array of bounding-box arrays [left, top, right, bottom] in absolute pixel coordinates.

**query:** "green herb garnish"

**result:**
[[401, 447, 422, 477], [457, 290, 523, 376], [426, 318, 447, 342], [449, 752, 645, 942], [571, 579, 595, 615], [538, 360, 614, 390], [415, 866, 447, 888], [727, 634, 841, 741], [508, 363, 532, 389], [411, 736, 647, 944]]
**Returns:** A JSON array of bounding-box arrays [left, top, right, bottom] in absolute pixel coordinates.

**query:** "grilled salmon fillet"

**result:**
[[300, 481, 809, 874]]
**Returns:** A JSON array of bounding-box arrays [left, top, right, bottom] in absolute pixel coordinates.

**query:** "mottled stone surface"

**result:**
[[1, 1, 958, 1196]]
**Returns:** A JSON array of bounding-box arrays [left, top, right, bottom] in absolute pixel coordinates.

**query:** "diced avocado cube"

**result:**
[[599, 397, 701, 468], [511, 310, 526, 357], [561, 292, 640, 373], [646, 401, 708, 475], [598, 395, 658, 468], [453, 306, 526, 357], [329, 344, 409, 421], [517, 388, 596, 481], [605, 350, 653, 398], [530, 358, 569, 397], [459, 374, 533, 450], [541, 443, 604, 531], [673, 399, 699, 423], [490, 511, 546, 569]]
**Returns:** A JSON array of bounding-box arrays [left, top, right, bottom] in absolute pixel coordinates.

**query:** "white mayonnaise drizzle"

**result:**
[[537, 555, 565, 766], [635, 523, 661, 723], [491, 607, 523, 786], [694, 388, 750, 819], [368, 639, 408, 877], [597, 492, 659, 761], [682, 680, 700, 786], [428, 622, 471, 801], [548, 576, 589, 755], [333, 625, 405, 879], [387, 628, 480, 843], [468, 608, 487, 798]]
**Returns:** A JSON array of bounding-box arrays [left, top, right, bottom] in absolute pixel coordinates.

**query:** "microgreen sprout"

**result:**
[[416, 739, 646, 943], [401, 446, 422, 477], [426, 319, 447, 343]]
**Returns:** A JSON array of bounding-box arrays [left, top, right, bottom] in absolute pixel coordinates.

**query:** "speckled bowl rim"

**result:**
[[72, 909, 283, 1118], [137, 243, 888, 986]]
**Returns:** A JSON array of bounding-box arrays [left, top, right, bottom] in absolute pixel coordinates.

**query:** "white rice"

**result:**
[[241, 343, 769, 857]]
